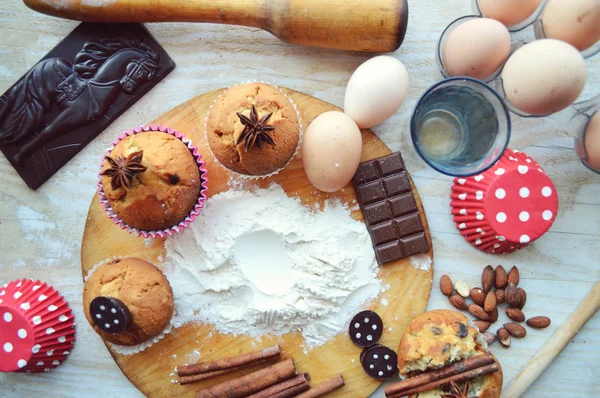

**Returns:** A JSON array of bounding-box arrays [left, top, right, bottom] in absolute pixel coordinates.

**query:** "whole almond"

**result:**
[[482, 265, 495, 294], [453, 281, 469, 298], [482, 332, 497, 344], [517, 288, 527, 309], [508, 266, 520, 286], [449, 294, 468, 311], [494, 265, 508, 289], [504, 322, 527, 338], [440, 275, 453, 296], [495, 289, 505, 304], [505, 283, 521, 307], [472, 320, 491, 333], [526, 316, 551, 329], [488, 307, 499, 323], [468, 304, 491, 321], [470, 288, 485, 307], [484, 291, 497, 312], [497, 327, 511, 347], [506, 308, 526, 323]]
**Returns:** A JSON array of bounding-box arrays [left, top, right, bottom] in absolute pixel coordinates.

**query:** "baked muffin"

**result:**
[[397, 310, 503, 398], [101, 131, 201, 231], [83, 257, 174, 346], [207, 83, 300, 175]]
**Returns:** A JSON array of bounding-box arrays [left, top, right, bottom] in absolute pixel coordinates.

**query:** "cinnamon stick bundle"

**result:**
[[246, 372, 310, 398], [296, 374, 345, 398], [385, 353, 497, 398], [195, 358, 297, 398], [178, 345, 281, 378]]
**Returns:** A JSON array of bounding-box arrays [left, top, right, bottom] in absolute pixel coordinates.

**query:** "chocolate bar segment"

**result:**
[[0, 23, 175, 189], [352, 152, 430, 265]]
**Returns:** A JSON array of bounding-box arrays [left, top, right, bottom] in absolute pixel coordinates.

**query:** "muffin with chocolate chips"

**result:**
[[207, 82, 300, 176], [397, 310, 503, 398], [101, 130, 201, 231], [83, 257, 174, 346]]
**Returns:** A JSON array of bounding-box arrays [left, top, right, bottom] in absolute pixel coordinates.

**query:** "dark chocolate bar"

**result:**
[[0, 23, 175, 189], [352, 152, 430, 265]]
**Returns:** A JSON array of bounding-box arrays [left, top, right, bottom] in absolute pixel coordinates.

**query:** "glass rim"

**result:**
[[410, 76, 512, 177], [579, 111, 600, 175]]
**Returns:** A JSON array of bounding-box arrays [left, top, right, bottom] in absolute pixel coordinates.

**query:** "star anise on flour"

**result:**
[[440, 381, 476, 398], [102, 150, 148, 190], [236, 105, 275, 152]]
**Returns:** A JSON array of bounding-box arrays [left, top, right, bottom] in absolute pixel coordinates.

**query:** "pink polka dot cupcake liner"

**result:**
[[0, 279, 76, 373], [98, 125, 209, 239], [450, 148, 558, 254]]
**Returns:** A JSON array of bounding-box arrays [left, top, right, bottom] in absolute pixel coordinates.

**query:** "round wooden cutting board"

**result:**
[[81, 88, 434, 397]]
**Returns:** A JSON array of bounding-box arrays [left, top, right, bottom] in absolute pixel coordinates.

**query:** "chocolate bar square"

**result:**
[[0, 23, 175, 189], [375, 241, 405, 266], [363, 202, 393, 226], [371, 221, 397, 246], [352, 152, 430, 266]]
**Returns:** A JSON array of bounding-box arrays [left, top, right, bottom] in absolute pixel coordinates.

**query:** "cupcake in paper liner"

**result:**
[[83, 257, 174, 355], [205, 82, 303, 179], [98, 125, 209, 239], [450, 148, 558, 254], [0, 279, 76, 373]]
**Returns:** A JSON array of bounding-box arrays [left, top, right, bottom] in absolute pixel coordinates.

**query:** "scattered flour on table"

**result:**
[[164, 184, 383, 349]]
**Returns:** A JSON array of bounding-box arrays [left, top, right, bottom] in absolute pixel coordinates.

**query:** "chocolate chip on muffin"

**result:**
[[83, 257, 174, 346], [207, 83, 300, 176], [101, 131, 201, 231]]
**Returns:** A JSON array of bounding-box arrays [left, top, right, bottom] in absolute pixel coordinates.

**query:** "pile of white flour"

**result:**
[[164, 184, 383, 348]]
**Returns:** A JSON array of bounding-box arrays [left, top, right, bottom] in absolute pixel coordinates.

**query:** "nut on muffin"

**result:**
[[101, 131, 201, 231], [207, 83, 300, 175], [398, 309, 503, 398], [83, 257, 174, 346]]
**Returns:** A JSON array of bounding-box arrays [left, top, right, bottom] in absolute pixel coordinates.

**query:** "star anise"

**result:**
[[440, 381, 476, 398], [102, 150, 148, 190], [236, 105, 275, 152]]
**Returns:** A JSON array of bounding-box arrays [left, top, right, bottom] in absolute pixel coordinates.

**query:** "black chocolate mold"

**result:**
[[0, 23, 175, 189]]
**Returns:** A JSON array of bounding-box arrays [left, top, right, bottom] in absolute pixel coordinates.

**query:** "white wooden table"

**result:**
[[1, 1, 598, 397]]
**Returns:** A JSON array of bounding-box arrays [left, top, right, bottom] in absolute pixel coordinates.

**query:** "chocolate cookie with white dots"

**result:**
[[90, 296, 131, 334], [349, 310, 383, 348], [360, 344, 398, 380]]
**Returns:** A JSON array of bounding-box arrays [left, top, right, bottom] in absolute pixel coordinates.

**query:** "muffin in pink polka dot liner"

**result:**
[[450, 148, 558, 254], [0, 279, 75, 373]]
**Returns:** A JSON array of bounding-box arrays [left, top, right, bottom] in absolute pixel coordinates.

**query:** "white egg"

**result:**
[[302, 111, 362, 193], [344, 56, 409, 128]]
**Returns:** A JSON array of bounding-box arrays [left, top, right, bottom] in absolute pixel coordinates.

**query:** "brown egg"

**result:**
[[585, 112, 600, 170], [478, 0, 542, 27], [541, 0, 600, 52], [442, 18, 511, 80], [502, 39, 587, 116]]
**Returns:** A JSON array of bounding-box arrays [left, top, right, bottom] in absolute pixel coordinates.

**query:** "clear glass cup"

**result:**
[[410, 77, 511, 177]]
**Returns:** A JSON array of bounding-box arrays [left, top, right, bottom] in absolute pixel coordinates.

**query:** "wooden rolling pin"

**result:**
[[22, 0, 409, 53], [501, 280, 600, 397]]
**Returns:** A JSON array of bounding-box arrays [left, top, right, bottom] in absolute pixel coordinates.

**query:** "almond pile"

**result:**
[[439, 265, 551, 348]]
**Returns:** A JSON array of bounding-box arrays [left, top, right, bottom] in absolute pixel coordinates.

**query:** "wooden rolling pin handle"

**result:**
[[501, 280, 600, 398], [22, 0, 409, 52]]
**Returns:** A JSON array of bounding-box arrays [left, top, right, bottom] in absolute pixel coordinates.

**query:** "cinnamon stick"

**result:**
[[195, 358, 297, 398], [384, 353, 495, 397], [296, 374, 345, 398], [386, 363, 499, 398], [178, 345, 281, 377], [246, 372, 310, 398], [179, 369, 240, 385]]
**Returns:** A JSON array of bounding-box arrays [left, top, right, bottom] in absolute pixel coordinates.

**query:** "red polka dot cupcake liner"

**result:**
[[0, 279, 76, 373], [450, 148, 558, 254], [98, 125, 209, 239]]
